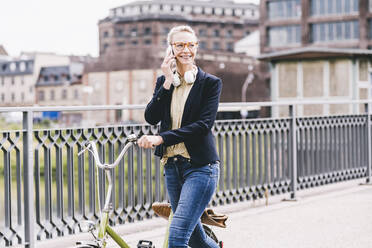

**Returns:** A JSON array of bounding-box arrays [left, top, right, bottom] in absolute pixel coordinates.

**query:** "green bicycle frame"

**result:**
[[98, 211, 131, 248], [162, 211, 172, 248]]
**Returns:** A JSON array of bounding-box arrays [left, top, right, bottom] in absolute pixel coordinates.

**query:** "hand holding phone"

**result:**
[[161, 46, 176, 89]]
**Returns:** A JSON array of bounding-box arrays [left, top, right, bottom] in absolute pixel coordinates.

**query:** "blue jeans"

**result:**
[[164, 158, 220, 248]]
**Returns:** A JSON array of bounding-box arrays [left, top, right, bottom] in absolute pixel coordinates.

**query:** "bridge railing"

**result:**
[[0, 101, 371, 248]]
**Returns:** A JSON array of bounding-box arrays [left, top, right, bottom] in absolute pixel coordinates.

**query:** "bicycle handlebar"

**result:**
[[78, 134, 138, 170]]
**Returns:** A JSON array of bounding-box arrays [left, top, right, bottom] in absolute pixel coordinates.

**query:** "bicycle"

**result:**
[[75, 134, 226, 248]]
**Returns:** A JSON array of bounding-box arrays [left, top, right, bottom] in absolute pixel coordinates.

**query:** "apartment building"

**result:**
[[260, 0, 372, 53], [0, 45, 8, 61], [35, 63, 84, 125], [0, 53, 70, 107], [83, 51, 265, 125], [95, 0, 259, 71]]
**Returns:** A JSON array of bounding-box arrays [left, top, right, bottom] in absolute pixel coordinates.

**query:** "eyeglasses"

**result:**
[[171, 42, 198, 51]]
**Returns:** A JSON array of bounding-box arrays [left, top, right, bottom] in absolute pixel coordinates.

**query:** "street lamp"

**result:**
[[240, 64, 254, 118]]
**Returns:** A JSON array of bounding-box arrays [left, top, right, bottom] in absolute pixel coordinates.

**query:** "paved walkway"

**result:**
[[33, 179, 372, 248]]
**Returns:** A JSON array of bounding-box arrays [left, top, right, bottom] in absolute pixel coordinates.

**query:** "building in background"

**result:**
[[84, 52, 266, 125], [0, 45, 9, 61], [234, 30, 260, 57], [83, 0, 270, 124], [260, 0, 372, 53], [0, 53, 70, 107], [98, 0, 259, 68], [259, 0, 372, 117], [35, 63, 84, 125], [259, 47, 372, 117]]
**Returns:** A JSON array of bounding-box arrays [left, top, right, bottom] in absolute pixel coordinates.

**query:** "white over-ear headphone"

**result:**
[[172, 65, 197, 87]]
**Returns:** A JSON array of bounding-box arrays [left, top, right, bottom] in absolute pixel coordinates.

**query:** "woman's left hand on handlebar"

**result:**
[[137, 135, 163, 149]]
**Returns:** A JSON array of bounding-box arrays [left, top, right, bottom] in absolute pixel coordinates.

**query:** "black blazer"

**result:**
[[144, 67, 222, 166]]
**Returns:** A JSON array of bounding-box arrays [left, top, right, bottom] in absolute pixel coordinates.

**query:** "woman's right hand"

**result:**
[[161, 48, 176, 90]]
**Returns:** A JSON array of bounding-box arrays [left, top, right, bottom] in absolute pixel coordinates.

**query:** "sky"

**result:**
[[0, 0, 259, 57]]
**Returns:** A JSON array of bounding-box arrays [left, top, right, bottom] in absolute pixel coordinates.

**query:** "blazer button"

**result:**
[[157, 97, 160, 101]]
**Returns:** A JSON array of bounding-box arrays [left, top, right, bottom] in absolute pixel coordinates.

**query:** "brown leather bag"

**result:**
[[152, 202, 228, 228]]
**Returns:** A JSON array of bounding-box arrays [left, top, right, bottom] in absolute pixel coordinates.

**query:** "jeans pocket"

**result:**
[[164, 162, 173, 169], [209, 162, 220, 178]]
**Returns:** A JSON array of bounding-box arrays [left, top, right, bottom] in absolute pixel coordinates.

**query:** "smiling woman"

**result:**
[[137, 25, 223, 248]]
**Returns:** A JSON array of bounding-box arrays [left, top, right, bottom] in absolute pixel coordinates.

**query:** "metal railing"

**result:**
[[0, 101, 371, 248]]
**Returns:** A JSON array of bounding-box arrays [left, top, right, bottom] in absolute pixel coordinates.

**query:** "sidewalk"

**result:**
[[33, 178, 372, 248]]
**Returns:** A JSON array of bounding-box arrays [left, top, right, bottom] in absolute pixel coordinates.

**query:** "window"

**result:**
[[199, 41, 207, 50], [21, 92, 24, 101], [226, 30, 233, 38], [345, 22, 351, 39], [162, 39, 167, 46], [213, 42, 220, 50], [320, 23, 326, 41], [21, 77, 24, 85], [50, 90, 55, 100], [54, 75, 59, 81], [267, 0, 301, 20], [327, 0, 334, 14], [11, 93, 15, 101], [38, 90, 44, 101], [131, 27, 137, 37], [11, 77, 14, 85], [74, 89, 79, 99], [103, 43, 109, 50], [214, 29, 219, 37], [115, 29, 124, 37], [1, 77, 4, 86], [144, 27, 152, 35], [103, 31, 109, 38], [144, 39, 152, 45], [199, 29, 207, 37], [117, 41, 125, 46], [227, 42, 234, 52], [353, 0, 358, 12], [62, 89, 67, 100], [131, 40, 138, 45], [311, 0, 358, 16], [268, 25, 301, 47], [311, 21, 359, 43], [163, 27, 170, 35], [1, 93, 4, 102]]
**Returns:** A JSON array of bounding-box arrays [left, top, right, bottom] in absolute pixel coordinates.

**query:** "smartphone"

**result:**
[[166, 46, 177, 71]]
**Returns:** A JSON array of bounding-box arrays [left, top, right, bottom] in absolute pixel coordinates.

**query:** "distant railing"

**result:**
[[0, 101, 371, 248]]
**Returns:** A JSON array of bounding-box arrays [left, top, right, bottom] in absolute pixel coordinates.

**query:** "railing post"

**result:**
[[23, 111, 35, 248], [365, 103, 371, 183], [289, 105, 298, 199]]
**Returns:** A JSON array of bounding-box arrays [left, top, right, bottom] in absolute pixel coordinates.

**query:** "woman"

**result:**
[[137, 25, 222, 248]]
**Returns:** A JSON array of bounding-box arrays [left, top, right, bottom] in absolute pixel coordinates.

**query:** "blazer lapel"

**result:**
[[164, 84, 174, 129]]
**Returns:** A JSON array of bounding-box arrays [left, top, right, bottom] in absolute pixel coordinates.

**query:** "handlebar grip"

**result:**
[[127, 134, 137, 142]]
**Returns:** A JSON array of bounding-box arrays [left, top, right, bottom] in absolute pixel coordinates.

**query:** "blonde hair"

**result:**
[[167, 25, 197, 45]]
